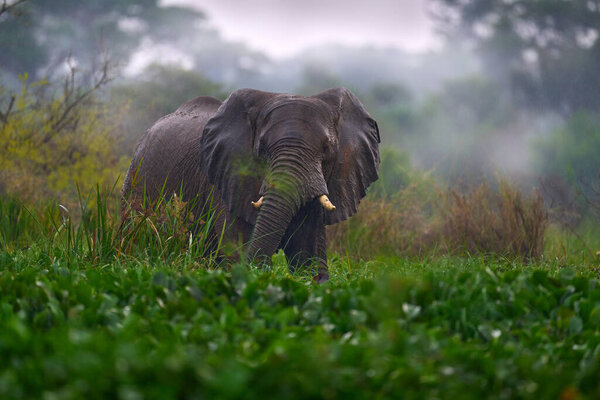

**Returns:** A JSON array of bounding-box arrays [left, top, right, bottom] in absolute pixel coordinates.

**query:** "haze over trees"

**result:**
[[0, 0, 598, 221], [432, 0, 600, 114], [431, 0, 600, 217]]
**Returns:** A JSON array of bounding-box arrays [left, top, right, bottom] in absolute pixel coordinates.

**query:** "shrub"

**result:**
[[439, 181, 548, 261], [328, 179, 548, 261], [327, 183, 436, 259], [0, 72, 128, 207]]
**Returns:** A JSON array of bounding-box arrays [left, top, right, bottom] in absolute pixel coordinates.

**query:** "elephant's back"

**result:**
[[147, 96, 222, 148], [175, 96, 222, 118], [122, 96, 222, 201]]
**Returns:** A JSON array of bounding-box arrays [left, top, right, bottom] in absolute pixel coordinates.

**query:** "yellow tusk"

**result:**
[[251, 196, 264, 209], [319, 194, 336, 211]]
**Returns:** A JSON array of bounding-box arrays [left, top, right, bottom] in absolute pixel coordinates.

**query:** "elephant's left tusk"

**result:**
[[319, 195, 336, 211], [251, 196, 264, 209]]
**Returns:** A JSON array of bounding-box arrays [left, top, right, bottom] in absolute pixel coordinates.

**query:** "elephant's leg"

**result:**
[[311, 223, 329, 283], [280, 200, 328, 281]]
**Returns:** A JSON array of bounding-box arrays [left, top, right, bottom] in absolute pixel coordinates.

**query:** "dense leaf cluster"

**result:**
[[1, 252, 600, 399]]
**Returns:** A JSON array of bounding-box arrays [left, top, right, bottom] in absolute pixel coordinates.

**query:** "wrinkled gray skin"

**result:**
[[122, 88, 380, 283]]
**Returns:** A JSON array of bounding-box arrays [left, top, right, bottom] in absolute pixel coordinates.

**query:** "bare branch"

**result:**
[[49, 59, 113, 133], [0, 95, 15, 125], [0, 0, 27, 17]]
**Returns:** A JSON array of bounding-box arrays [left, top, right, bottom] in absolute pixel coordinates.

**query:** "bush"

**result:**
[[0, 73, 129, 206], [327, 184, 436, 258], [440, 181, 548, 261], [328, 179, 548, 261]]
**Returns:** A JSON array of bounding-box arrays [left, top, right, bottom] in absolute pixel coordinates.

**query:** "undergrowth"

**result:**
[[1, 253, 600, 399], [328, 179, 550, 262], [1, 183, 600, 399], [0, 185, 225, 267]]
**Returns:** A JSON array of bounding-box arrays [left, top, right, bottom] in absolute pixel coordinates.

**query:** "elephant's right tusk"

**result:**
[[251, 196, 264, 209], [319, 195, 336, 211]]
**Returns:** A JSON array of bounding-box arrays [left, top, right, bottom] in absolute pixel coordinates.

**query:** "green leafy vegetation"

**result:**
[[2, 238, 600, 398], [1, 187, 600, 399], [0, 73, 128, 206]]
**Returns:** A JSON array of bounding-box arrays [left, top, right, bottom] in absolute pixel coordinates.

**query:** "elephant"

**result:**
[[121, 87, 380, 283]]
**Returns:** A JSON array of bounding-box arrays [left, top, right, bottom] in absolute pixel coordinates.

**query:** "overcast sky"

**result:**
[[162, 0, 440, 59]]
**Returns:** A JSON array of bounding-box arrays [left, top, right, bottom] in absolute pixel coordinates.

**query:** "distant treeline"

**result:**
[[1, 0, 599, 225]]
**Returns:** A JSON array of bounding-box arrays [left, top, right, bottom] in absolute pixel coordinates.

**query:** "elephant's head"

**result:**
[[200, 88, 380, 264]]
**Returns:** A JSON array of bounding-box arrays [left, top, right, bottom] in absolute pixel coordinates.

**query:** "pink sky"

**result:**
[[162, 0, 440, 58]]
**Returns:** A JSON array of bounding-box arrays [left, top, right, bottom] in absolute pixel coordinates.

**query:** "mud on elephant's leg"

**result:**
[[281, 200, 329, 283]]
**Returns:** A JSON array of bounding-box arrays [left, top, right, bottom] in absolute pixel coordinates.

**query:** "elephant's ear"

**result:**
[[200, 89, 272, 224], [314, 87, 380, 225]]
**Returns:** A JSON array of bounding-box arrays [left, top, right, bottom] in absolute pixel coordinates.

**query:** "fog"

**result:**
[[162, 0, 441, 58], [1, 0, 598, 203]]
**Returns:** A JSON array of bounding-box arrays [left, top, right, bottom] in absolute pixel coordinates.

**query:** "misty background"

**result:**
[[1, 0, 599, 222]]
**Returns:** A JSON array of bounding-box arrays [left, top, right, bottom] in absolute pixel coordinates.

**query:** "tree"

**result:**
[[0, 0, 204, 81], [0, 0, 26, 16], [432, 0, 600, 114], [0, 64, 127, 204]]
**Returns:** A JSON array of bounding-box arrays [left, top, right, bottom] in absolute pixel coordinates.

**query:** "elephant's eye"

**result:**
[[322, 137, 334, 158]]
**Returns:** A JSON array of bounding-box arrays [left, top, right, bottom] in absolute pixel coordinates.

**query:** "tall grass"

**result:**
[[327, 182, 437, 258], [3, 176, 592, 267], [0, 184, 225, 267], [0, 195, 46, 251], [440, 181, 547, 261], [328, 179, 549, 262]]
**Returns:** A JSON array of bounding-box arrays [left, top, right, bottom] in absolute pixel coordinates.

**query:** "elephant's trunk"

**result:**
[[246, 144, 328, 264], [246, 186, 298, 263]]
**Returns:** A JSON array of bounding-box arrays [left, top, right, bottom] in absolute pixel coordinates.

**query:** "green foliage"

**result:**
[[0, 181, 598, 398], [1, 251, 600, 398], [0, 75, 128, 205]]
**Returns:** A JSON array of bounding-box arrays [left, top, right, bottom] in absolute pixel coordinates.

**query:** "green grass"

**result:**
[[2, 193, 600, 399]]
